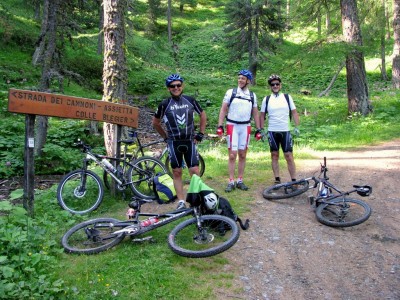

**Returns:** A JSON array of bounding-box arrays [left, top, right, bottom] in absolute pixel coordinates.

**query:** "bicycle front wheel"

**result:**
[[262, 179, 309, 200], [165, 154, 205, 184], [168, 215, 240, 258], [57, 170, 104, 214], [315, 198, 372, 227], [62, 218, 125, 254], [127, 156, 167, 199]]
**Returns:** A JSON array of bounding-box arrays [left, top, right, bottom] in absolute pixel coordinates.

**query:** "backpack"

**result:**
[[263, 93, 292, 120], [226, 88, 255, 124], [152, 173, 177, 204], [203, 196, 250, 231]]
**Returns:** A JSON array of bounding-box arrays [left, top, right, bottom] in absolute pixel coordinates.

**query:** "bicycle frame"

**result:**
[[114, 207, 195, 236], [305, 157, 369, 205], [80, 140, 160, 189]]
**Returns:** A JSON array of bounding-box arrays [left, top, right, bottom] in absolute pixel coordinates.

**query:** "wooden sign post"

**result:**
[[8, 89, 139, 216]]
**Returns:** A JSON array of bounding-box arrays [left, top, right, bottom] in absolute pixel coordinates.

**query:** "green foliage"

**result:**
[[0, 201, 68, 299], [64, 52, 103, 92], [0, 119, 25, 176]]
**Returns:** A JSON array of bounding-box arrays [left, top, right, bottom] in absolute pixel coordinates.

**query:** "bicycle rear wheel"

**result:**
[[262, 179, 309, 200], [57, 170, 104, 214], [315, 198, 371, 227], [165, 154, 205, 184], [62, 218, 125, 254], [168, 215, 239, 258], [127, 156, 167, 199]]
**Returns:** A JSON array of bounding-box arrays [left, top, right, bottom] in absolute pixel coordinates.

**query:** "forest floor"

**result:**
[[217, 139, 400, 300]]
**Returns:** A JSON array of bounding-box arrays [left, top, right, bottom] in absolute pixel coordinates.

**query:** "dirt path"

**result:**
[[218, 139, 400, 300]]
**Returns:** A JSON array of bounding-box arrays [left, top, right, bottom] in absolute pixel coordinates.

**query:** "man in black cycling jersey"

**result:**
[[152, 74, 207, 210]]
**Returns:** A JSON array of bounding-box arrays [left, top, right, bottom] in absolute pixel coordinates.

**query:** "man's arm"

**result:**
[[252, 106, 260, 129], [199, 111, 207, 134], [218, 102, 228, 126], [291, 109, 300, 127], [152, 116, 167, 140], [260, 112, 266, 129]]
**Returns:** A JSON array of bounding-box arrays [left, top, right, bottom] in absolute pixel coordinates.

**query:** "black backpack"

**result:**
[[203, 196, 250, 231], [226, 88, 255, 124], [263, 93, 292, 120]]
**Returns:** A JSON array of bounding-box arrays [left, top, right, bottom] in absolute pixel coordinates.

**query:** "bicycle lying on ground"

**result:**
[[103, 129, 206, 187], [61, 177, 240, 258], [262, 157, 372, 227], [57, 139, 167, 214]]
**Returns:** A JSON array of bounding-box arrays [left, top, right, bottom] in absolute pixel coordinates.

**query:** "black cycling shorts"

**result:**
[[166, 140, 200, 169], [268, 131, 293, 153]]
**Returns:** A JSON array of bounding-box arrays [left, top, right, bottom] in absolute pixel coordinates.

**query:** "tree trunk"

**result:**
[[286, 0, 290, 30], [167, 0, 172, 44], [393, 0, 400, 88], [340, 0, 371, 115], [386, 0, 391, 39], [381, 35, 388, 81], [97, 0, 104, 55], [33, 0, 41, 20], [35, 0, 60, 156], [102, 0, 128, 156], [317, 14, 322, 37]]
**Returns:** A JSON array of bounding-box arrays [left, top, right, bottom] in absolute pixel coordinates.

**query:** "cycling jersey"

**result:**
[[154, 95, 203, 141], [260, 93, 296, 132], [223, 88, 258, 125]]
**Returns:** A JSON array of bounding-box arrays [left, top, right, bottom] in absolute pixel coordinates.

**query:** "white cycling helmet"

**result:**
[[203, 191, 218, 210]]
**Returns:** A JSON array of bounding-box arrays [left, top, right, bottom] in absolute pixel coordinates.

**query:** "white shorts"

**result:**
[[226, 124, 251, 151]]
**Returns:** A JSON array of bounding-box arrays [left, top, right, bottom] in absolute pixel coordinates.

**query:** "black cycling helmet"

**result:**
[[238, 69, 253, 81], [268, 74, 282, 85], [165, 74, 184, 87]]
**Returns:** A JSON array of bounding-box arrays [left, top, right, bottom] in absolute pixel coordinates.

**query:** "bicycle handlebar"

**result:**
[[73, 139, 91, 152]]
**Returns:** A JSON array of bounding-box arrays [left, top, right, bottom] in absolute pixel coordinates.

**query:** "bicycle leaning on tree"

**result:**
[[61, 176, 240, 258], [57, 139, 167, 215], [262, 157, 372, 227]]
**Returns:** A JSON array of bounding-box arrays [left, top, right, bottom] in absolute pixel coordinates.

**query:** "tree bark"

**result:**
[[97, 0, 104, 55], [35, 0, 60, 156], [102, 0, 128, 157], [393, 0, 400, 88], [340, 0, 372, 115], [167, 0, 172, 44]]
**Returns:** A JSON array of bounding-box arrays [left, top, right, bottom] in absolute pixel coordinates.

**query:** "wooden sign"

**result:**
[[8, 89, 138, 128]]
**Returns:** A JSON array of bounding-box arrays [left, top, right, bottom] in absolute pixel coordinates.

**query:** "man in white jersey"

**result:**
[[260, 74, 300, 184], [217, 69, 261, 192]]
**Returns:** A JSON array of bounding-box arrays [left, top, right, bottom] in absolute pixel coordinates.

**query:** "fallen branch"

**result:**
[[318, 60, 345, 97]]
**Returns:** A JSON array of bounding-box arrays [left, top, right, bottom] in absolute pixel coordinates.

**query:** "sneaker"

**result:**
[[176, 200, 186, 210], [225, 182, 235, 192], [236, 181, 249, 191]]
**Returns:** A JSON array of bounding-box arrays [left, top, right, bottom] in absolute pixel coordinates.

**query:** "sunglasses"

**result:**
[[270, 83, 280, 87], [168, 84, 182, 88]]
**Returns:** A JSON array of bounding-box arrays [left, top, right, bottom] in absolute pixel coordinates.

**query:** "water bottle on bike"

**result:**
[[102, 158, 116, 173]]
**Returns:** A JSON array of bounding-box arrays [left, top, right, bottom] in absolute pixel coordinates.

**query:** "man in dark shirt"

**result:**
[[152, 74, 207, 209]]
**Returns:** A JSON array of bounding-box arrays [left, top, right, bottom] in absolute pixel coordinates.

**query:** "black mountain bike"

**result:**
[[57, 139, 167, 214], [262, 157, 372, 227], [103, 129, 205, 188], [61, 196, 240, 258]]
